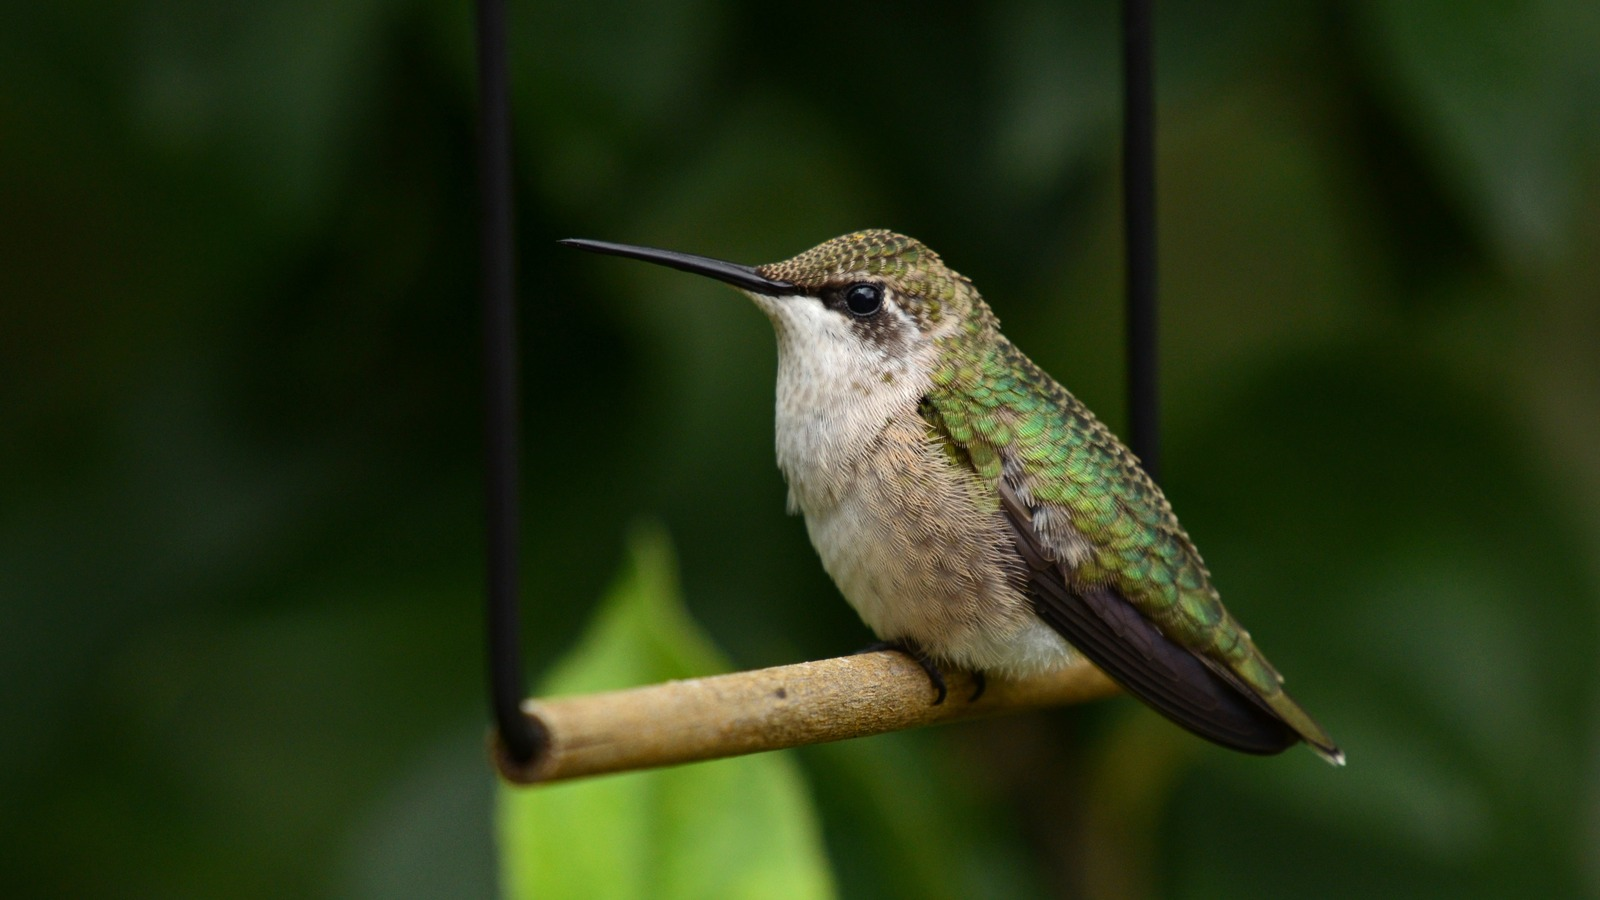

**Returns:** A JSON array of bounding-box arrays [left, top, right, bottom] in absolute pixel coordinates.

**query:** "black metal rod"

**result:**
[[1122, 0, 1160, 481], [476, 0, 540, 764]]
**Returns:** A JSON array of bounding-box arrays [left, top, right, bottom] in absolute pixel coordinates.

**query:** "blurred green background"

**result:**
[[5, 0, 1598, 897]]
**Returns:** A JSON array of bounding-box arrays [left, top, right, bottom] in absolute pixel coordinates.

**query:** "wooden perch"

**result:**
[[493, 650, 1120, 785]]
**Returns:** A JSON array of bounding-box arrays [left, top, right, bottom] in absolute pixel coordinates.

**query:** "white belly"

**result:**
[[759, 298, 1073, 675], [789, 413, 1076, 677]]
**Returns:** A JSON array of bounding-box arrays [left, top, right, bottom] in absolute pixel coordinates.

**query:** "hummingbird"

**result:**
[[562, 230, 1342, 764]]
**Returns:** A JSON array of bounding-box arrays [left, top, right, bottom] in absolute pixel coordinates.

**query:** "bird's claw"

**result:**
[[857, 640, 986, 705]]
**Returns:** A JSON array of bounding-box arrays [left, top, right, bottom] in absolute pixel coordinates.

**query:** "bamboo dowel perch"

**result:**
[[493, 650, 1120, 785]]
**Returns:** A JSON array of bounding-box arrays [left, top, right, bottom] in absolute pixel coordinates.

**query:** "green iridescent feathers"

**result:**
[[928, 312, 1341, 759]]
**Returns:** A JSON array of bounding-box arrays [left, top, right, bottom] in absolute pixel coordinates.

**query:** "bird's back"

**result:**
[[926, 332, 1341, 761]]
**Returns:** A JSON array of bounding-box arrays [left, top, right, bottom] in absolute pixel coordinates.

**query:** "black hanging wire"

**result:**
[[1122, 0, 1160, 480], [477, 0, 541, 765]]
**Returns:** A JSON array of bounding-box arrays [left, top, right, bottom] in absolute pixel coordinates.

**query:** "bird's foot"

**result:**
[[856, 641, 985, 705]]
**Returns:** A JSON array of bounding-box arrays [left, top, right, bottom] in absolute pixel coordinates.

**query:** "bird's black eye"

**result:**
[[844, 283, 882, 316]]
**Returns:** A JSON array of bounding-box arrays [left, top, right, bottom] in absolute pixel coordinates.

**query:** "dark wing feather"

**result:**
[[997, 480, 1298, 755]]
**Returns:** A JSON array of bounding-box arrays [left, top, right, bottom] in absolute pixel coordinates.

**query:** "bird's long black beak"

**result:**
[[559, 238, 796, 297]]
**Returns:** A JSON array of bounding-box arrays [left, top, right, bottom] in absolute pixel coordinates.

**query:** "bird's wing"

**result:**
[[918, 340, 1342, 762], [995, 478, 1303, 755]]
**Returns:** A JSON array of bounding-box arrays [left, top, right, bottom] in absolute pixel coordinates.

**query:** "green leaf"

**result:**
[[497, 526, 836, 900]]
